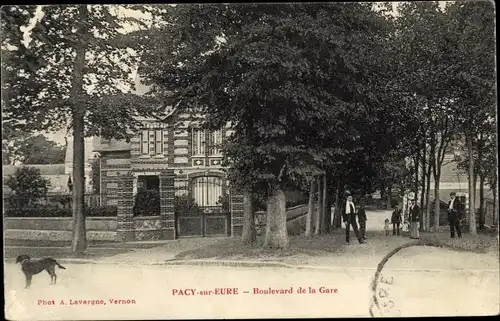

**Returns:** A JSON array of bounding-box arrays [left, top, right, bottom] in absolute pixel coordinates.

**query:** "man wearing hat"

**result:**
[[343, 195, 365, 244], [447, 192, 463, 238], [408, 198, 421, 239]]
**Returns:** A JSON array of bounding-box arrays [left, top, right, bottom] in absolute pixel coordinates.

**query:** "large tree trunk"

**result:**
[[493, 184, 498, 226], [325, 190, 333, 234], [241, 188, 256, 244], [314, 176, 322, 235], [386, 183, 392, 210], [433, 173, 441, 231], [495, 151, 499, 226], [479, 174, 485, 229], [467, 137, 477, 234], [425, 162, 432, 231], [264, 186, 288, 248], [305, 180, 315, 237], [414, 145, 421, 201], [333, 182, 341, 228], [71, 5, 89, 254], [424, 155, 432, 231], [322, 174, 329, 234], [420, 145, 426, 231]]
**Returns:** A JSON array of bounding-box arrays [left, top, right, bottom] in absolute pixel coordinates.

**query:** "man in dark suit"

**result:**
[[447, 192, 463, 238], [391, 205, 402, 236], [343, 196, 365, 244], [408, 199, 420, 239]]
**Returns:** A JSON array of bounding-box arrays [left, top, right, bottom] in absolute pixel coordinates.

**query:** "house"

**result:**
[[3, 164, 69, 195], [88, 73, 247, 241], [92, 107, 239, 241]]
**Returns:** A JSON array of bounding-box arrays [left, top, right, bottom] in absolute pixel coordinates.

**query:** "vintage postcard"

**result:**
[[2, 2, 499, 320]]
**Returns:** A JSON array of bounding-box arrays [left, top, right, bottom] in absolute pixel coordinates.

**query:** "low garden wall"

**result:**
[[4, 217, 117, 231], [4, 217, 117, 242], [4, 229, 116, 242], [4, 216, 169, 242], [4, 205, 310, 243]]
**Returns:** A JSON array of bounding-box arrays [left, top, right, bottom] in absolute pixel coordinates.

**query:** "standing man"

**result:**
[[357, 202, 367, 241], [391, 205, 402, 236], [343, 196, 365, 244], [408, 199, 421, 239], [447, 192, 463, 238]]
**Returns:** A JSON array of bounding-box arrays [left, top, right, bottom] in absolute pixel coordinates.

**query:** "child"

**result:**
[[402, 219, 410, 235], [384, 218, 390, 235]]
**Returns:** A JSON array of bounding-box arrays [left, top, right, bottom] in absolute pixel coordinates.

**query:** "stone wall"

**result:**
[[4, 217, 117, 231], [4, 217, 117, 242]]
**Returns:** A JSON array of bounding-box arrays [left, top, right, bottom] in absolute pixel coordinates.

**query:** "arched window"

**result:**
[[191, 176, 223, 207]]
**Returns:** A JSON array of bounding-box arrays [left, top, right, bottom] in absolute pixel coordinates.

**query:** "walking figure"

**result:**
[[384, 218, 390, 235], [447, 192, 463, 238], [357, 202, 367, 240], [408, 198, 421, 239], [391, 205, 402, 236], [343, 196, 365, 244]]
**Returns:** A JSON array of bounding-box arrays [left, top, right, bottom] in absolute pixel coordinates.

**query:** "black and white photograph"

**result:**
[[2, 2, 498, 319]]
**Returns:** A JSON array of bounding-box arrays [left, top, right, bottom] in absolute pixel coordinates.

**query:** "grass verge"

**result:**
[[174, 230, 499, 261], [418, 231, 499, 254]]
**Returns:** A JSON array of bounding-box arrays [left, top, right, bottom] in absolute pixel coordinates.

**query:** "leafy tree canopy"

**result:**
[[139, 3, 407, 194], [3, 132, 66, 165], [1, 5, 160, 141]]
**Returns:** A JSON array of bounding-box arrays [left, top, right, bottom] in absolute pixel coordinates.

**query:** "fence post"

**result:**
[[230, 187, 244, 237], [160, 169, 176, 240], [116, 172, 135, 242]]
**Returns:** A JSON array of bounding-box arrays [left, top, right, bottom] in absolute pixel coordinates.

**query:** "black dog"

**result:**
[[16, 255, 66, 288]]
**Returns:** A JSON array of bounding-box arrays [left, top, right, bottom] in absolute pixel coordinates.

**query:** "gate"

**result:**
[[176, 176, 230, 237]]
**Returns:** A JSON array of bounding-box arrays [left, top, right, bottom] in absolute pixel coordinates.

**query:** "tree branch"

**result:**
[[277, 162, 287, 183]]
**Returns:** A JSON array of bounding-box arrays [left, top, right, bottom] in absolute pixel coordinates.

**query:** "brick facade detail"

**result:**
[[116, 173, 134, 242], [160, 170, 176, 240], [230, 188, 244, 237]]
